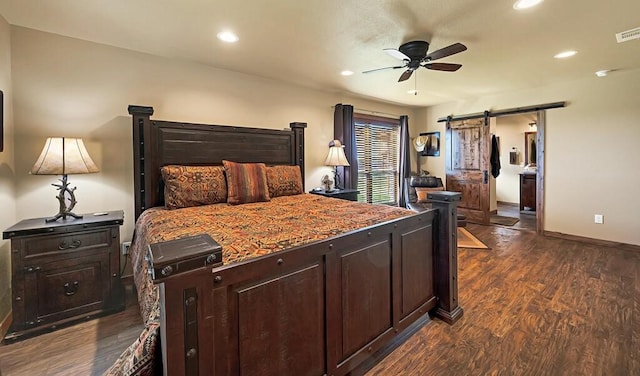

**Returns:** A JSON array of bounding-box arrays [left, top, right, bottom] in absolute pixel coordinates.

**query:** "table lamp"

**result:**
[[30, 137, 99, 222], [324, 139, 350, 190]]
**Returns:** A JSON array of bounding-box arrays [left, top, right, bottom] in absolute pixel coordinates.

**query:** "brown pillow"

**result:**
[[161, 165, 227, 209], [415, 187, 444, 203], [266, 165, 303, 198], [223, 160, 271, 205]]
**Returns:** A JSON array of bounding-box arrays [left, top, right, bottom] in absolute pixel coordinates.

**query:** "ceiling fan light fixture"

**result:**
[[365, 40, 466, 82], [341, 70, 354, 76], [513, 0, 543, 10], [554, 50, 577, 59], [217, 31, 239, 43]]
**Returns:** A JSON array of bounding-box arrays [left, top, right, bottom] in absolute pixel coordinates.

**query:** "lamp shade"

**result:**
[[31, 137, 99, 175], [324, 140, 350, 167]]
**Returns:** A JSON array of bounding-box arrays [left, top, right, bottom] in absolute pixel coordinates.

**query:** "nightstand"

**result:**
[[2, 210, 125, 342], [310, 188, 360, 201]]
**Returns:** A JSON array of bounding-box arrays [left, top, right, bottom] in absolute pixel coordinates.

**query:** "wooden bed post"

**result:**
[[128, 105, 154, 220], [289, 122, 307, 189], [428, 191, 464, 324]]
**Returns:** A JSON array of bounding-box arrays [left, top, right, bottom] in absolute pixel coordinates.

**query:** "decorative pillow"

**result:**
[[415, 186, 444, 203], [266, 165, 303, 198], [222, 160, 271, 205], [161, 165, 227, 209]]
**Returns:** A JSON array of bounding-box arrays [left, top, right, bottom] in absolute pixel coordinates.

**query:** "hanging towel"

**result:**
[[491, 135, 501, 178]]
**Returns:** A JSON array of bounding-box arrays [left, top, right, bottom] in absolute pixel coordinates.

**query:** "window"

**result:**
[[354, 115, 400, 205]]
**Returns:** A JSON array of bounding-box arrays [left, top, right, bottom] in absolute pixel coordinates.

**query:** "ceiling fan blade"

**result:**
[[384, 48, 411, 61], [398, 69, 413, 82], [424, 63, 462, 72], [362, 66, 405, 74], [425, 42, 467, 61]]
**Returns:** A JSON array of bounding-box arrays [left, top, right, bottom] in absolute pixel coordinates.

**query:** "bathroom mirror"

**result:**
[[524, 131, 537, 165]]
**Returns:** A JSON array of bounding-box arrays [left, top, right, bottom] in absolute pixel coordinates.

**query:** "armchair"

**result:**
[[404, 176, 467, 227]]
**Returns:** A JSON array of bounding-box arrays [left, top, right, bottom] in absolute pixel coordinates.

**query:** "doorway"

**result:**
[[444, 107, 551, 234], [492, 113, 539, 232]]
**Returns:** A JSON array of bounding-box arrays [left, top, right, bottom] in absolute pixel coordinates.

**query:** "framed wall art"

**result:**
[[419, 131, 440, 157]]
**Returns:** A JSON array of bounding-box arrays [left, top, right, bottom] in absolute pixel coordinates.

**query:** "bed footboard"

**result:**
[[149, 192, 462, 375]]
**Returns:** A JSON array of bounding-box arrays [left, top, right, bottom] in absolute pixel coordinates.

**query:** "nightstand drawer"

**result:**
[[31, 253, 110, 325], [22, 228, 113, 259]]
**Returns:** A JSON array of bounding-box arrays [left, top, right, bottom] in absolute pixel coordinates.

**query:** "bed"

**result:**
[[107, 105, 463, 376]]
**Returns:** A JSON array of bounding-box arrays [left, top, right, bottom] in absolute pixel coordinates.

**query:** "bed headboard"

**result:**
[[128, 105, 307, 220]]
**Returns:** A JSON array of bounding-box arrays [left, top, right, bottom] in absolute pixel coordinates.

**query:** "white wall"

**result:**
[[418, 69, 640, 245], [0, 15, 16, 323], [10, 26, 417, 242]]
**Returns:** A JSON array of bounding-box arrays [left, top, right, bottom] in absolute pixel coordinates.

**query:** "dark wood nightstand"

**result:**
[[310, 188, 360, 201], [2, 210, 125, 342]]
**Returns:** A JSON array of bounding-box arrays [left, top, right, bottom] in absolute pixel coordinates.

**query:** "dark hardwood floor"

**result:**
[[368, 224, 640, 375], [1, 225, 638, 375]]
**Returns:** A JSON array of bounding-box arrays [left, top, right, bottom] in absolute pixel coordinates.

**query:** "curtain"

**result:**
[[333, 104, 357, 189], [398, 115, 411, 207]]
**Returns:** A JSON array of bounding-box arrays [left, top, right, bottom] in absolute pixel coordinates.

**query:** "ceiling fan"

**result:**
[[363, 40, 467, 82]]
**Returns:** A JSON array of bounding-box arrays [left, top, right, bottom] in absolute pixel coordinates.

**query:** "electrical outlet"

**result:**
[[121, 241, 132, 255], [594, 214, 604, 224]]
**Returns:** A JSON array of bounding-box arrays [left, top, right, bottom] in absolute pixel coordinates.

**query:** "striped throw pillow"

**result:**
[[223, 160, 271, 205]]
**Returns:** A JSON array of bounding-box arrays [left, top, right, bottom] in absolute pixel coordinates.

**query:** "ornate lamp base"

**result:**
[[333, 166, 343, 190], [46, 174, 83, 223]]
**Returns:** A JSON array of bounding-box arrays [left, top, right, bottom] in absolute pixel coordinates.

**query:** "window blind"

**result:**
[[355, 120, 400, 205]]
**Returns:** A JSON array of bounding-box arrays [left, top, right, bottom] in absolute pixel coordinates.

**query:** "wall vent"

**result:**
[[616, 27, 640, 43]]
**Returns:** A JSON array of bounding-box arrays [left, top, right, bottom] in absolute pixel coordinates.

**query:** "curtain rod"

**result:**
[[436, 101, 566, 123], [354, 108, 402, 119], [331, 105, 402, 119]]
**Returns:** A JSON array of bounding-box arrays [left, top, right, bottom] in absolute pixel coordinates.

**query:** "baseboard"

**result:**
[[0, 310, 12, 342], [497, 201, 518, 207], [544, 231, 640, 252]]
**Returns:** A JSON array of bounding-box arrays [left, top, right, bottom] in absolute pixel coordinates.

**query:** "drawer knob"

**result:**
[[58, 240, 82, 250], [64, 281, 79, 296], [205, 254, 217, 264]]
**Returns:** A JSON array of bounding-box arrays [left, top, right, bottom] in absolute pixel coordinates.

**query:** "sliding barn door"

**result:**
[[445, 118, 491, 224]]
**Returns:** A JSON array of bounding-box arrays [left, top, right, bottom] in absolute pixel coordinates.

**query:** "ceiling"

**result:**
[[1, 0, 639, 107]]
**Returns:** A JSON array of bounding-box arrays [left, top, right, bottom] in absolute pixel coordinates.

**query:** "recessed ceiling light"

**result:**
[[217, 31, 239, 43], [513, 0, 543, 10], [595, 70, 610, 77], [341, 70, 354, 76], [554, 50, 577, 59]]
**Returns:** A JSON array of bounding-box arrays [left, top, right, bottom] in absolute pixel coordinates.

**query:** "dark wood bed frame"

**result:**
[[128, 105, 463, 376]]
